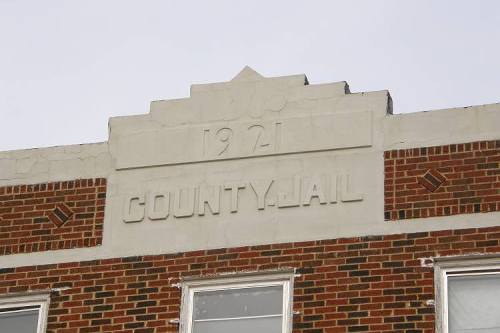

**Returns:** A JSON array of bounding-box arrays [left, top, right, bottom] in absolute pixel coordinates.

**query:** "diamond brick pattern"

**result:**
[[48, 203, 74, 227], [418, 169, 446, 192], [385, 140, 500, 221], [0, 178, 106, 255]]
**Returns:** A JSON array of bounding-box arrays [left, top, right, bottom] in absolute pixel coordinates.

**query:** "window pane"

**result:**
[[0, 309, 39, 333], [193, 316, 282, 333], [193, 285, 283, 320], [448, 274, 500, 332]]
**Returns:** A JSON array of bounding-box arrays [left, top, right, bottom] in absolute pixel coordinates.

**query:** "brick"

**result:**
[[385, 140, 500, 221], [0, 178, 106, 255], [1, 226, 494, 332]]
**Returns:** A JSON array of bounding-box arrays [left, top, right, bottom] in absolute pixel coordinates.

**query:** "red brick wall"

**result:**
[[385, 140, 500, 220], [0, 178, 106, 255], [1, 226, 500, 333]]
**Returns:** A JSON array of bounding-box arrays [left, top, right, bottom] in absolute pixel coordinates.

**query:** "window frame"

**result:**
[[179, 270, 294, 333], [434, 254, 500, 333], [0, 291, 50, 333]]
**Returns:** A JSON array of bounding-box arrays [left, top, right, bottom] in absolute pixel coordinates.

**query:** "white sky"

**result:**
[[0, 0, 499, 151]]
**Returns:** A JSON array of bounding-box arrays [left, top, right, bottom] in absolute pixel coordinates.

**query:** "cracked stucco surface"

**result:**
[[0, 142, 111, 186]]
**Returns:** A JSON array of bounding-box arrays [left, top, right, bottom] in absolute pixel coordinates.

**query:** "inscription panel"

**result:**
[[108, 150, 383, 256], [115, 111, 372, 169], [121, 174, 363, 223]]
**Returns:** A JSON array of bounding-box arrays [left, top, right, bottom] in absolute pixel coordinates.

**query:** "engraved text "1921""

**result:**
[[203, 122, 282, 158]]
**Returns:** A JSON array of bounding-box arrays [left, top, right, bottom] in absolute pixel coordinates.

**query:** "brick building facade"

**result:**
[[0, 67, 499, 333]]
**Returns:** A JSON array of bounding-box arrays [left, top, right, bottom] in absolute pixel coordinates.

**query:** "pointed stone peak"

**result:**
[[231, 66, 264, 82]]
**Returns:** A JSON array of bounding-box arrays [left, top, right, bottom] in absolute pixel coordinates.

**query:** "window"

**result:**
[[434, 255, 500, 333], [0, 292, 50, 333], [180, 271, 294, 333]]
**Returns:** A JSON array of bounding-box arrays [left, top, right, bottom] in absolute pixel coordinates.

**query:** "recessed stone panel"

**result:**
[[115, 111, 372, 170]]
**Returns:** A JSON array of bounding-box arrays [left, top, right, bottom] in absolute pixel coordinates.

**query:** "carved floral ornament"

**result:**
[[122, 174, 363, 223]]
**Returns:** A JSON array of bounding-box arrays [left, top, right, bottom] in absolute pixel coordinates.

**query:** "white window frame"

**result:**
[[179, 271, 294, 333], [0, 291, 51, 333], [434, 254, 500, 333]]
